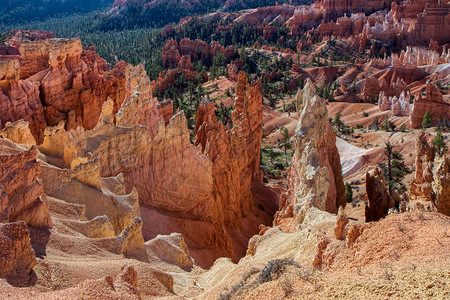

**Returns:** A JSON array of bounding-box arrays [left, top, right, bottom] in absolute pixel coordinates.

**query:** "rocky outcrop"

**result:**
[[145, 233, 194, 270], [274, 79, 345, 226], [0, 120, 36, 145], [414, 3, 450, 46], [162, 38, 234, 68], [0, 221, 37, 286], [157, 99, 174, 124], [410, 132, 450, 215], [334, 206, 349, 240], [378, 90, 411, 116], [35, 120, 147, 260], [410, 82, 450, 128], [0, 59, 46, 143], [0, 138, 52, 227], [0, 38, 131, 143], [194, 71, 263, 228], [365, 167, 392, 222], [71, 70, 269, 267], [116, 64, 163, 137]]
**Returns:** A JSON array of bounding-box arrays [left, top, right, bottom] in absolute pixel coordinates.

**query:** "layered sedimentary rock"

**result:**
[[116, 64, 163, 136], [0, 120, 36, 146], [274, 79, 345, 225], [0, 37, 132, 143], [410, 82, 450, 128], [145, 233, 194, 270], [0, 221, 37, 286], [410, 132, 450, 215], [365, 167, 392, 222], [0, 138, 51, 227], [0, 59, 46, 143], [34, 118, 147, 260], [194, 71, 263, 227], [60, 70, 268, 267]]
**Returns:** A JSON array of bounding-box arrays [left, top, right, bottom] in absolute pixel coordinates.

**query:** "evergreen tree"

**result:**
[[379, 141, 412, 202], [345, 182, 353, 203], [432, 130, 448, 156], [422, 111, 433, 129], [280, 127, 292, 166], [333, 113, 345, 134]]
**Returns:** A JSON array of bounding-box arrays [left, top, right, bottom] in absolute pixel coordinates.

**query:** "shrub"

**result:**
[[259, 259, 299, 284], [432, 129, 448, 156], [363, 112, 369, 117], [345, 182, 353, 203]]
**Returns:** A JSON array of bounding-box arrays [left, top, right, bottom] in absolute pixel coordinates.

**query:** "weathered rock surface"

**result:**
[[0, 120, 36, 146], [410, 82, 450, 128], [410, 132, 450, 215], [145, 233, 194, 270], [0, 221, 37, 286], [0, 138, 51, 227], [365, 167, 392, 222], [275, 79, 345, 226], [334, 206, 349, 240], [378, 91, 411, 117], [55, 70, 271, 267], [0, 59, 46, 143], [0, 38, 132, 143]]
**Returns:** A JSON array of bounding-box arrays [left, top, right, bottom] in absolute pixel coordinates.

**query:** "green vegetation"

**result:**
[[0, 0, 113, 26], [345, 182, 353, 203], [279, 127, 292, 166], [422, 111, 432, 129], [381, 118, 396, 132], [363, 112, 369, 117], [379, 141, 412, 202], [400, 124, 406, 132], [432, 130, 448, 156]]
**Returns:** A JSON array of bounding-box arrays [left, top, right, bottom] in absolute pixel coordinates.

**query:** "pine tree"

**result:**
[[422, 111, 433, 129], [345, 182, 353, 203], [379, 141, 412, 202], [280, 127, 292, 166], [432, 129, 448, 156]]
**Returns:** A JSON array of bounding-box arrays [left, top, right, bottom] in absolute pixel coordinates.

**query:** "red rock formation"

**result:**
[[161, 38, 235, 69], [79, 71, 270, 267], [0, 221, 37, 286], [161, 39, 181, 68], [275, 79, 346, 225], [0, 138, 52, 228], [116, 64, 163, 137], [0, 59, 47, 143], [0, 37, 141, 143], [410, 82, 450, 128], [157, 99, 174, 124], [365, 167, 392, 222], [410, 132, 450, 215], [194, 72, 263, 227], [414, 3, 450, 46]]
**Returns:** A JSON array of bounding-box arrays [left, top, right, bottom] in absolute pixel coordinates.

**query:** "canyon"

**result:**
[[0, 0, 449, 298]]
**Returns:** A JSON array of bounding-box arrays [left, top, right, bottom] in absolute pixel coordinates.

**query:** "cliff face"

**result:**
[[0, 38, 131, 144], [410, 82, 450, 129], [0, 59, 47, 143], [84, 71, 268, 267], [0, 138, 52, 228], [194, 71, 263, 227], [275, 79, 345, 225], [0, 221, 37, 286], [410, 132, 450, 215]]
